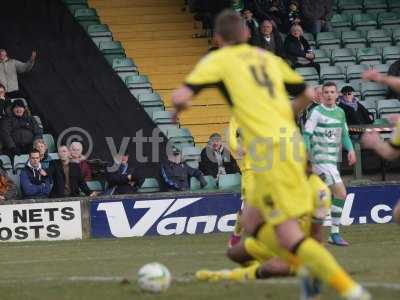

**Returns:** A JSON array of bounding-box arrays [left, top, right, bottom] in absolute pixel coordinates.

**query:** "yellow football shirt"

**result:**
[[390, 121, 400, 148], [308, 174, 331, 222], [185, 44, 305, 154]]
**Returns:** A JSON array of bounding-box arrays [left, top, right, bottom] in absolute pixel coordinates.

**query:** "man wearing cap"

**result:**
[[338, 85, 373, 125], [0, 49, 36, 98], [199, 133, 240, 178], [161, 145, 207, 191], [0, 99, 42, 157]]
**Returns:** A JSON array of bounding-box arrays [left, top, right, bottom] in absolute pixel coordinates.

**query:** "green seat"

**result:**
[[78, 20, 100, 31], [346, 63, 370, 83], [373, 118, 390, 125], [341, 30, 367, 48], [67, 4, 88, 14], [316, 32, 341, 49], [388, 0, 400, 10], [371, 63, 389, 74], [138, 178, 160, 193], [182, 146, 201, 169], [63, 0, 87, 4], [138, 92, 162, 103], [392, 29, 400, 43], [87, 24, 112, 37], [13, 154, 29, 173], [353, 14, 378, 31], [303, 33, 315, 47], [99, 41, 124, 54], [0, 155, 12, 171], [314, 49, 331, 65], [357, 47, 382, 64], [218, 173, 241, 191], [86, 180, 103, 193], [158, 124, 179, 135], [331, 48, 356, 66], [377, 99, 400, 116], [320, 66, 345, 81], [366, 29, 393, 48], [338, 0, 363, 13], [377, 12, 400, 29], [112, 57, 137, 72], [363, 99, 378, 119], [74, 8, 98, 21], [364, 0, 388, 13], [361, 82, 387, 99], [152, 110, 175, 124], [91, 36, 113, 48], [382, 46, 400, 63], [48, 153, 60, 160], [125, 75, 152, 95], [295, 67, 319, 81], [43, 134, 56, 153], [331, 14, 352, 31], [190, 175, 217, 191], [143, 104, 164, 118], [167, 128, 195, 149]]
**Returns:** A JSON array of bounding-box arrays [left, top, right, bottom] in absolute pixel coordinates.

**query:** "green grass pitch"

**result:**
[[0, 224, 399, 299]]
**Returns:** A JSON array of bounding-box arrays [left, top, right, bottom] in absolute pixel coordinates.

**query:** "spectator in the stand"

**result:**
[[338, 86, 373, 125], [284, 24, 320, 74], [254, 0, 286, 31], [300, 0, 332, 34], [20, 149, 51, 199], [0, 99, 42, 157], [0, 49, 36, 98], [33, 139, 52, 170], [285, 0, 303, 30], [161, 146, 207, 191], [0, 167, 17, 201], [69, 141, 92, 181], [199, 133, 240, 178], [258, 19, 285, 57], [0, 83, 11, 118], [47, 145, 96, 198], [387, 59, 400, 99], [241, 9, 262, 46], [106, 154, 144, 195]]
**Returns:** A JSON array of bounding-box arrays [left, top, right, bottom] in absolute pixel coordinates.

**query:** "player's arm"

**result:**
[[341, 116, 356, 165], [277, 57, 314, 115], [303, 110, 318, 152], [362, 126, 400, 161], [172, 53, 222, 118], [363, 69, 400, 94]]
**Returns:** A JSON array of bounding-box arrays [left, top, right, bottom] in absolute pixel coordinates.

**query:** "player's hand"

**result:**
[[362, 69, 383, 83], [388, 114, 400, 124], [89, 192, 98, 197], [347, 150, 357, 166], [39, 169, 47, 177], [361, 130, 381, 149]]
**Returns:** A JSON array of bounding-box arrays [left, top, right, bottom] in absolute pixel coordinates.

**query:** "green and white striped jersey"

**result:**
[[304, 104, 353, 165]]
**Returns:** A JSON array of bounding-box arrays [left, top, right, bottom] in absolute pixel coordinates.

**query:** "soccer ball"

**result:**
[[137, 262, 171, 293]]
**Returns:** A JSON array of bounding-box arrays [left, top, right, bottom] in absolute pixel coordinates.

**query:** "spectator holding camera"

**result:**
[[20, 149, 51, 199], [106, 154, 144, 195], [161, 145, 207, 191]]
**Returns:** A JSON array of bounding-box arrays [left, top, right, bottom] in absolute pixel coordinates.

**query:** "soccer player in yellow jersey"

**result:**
[[362, 68, 400, 225], [172, 10, 370, 300]]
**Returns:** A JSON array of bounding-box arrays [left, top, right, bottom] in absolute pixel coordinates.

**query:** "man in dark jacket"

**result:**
[[20, 149, 51, 199], [301, 0, 332, 34], [0, 99, 42, 157], [0, 83, 11, 118], [161, 146, 207, 191], [47, 145, 96, 198], [106, 155, 144, 195], [199, 133, 240, 178], [258, 19, 285, 57], [338, 86, 373, 125]]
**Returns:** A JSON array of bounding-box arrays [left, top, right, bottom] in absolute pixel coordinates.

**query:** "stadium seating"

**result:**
[[99, 41, 126, 64], [366, 29, 392, 48], [364, 0, 388, 13], [353, 14, 378, 31], [377, 12, 400, 29], [361, 99, 378, 119], [382, 46, 400, 63], [388, 0, 400, 10], [218, 173, 241, 190], [321, 66, 345, 81], [341, 30, 367, 48], [85, 180, 103, 193], [357, 47, 382, 64], [182, 146, 201, 169], [361, 81, 387, 100], [190, 175, 217, 191], [346, 64, 370, 84], [338, 0, 363, 13], [314, 49, 331, 65], [331, 48, 356, 66], [295, 67, 319, 81], [377, 99, 400, 117], [125, 75, 152, 93], [331, 14, 352, 31], [43, 134, 56, 153], [152, 111, 175, 124], [13, 154, 29, 174], [138, 178, 160, 193], [166, 127, 195, 149], [87, 24, 112, 38], [74, 7, 100, 29], [0, 155, 12, 171], [316, 32, 341, 49]]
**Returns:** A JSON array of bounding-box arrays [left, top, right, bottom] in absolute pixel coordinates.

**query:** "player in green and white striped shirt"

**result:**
[[303, 82, 357, 246]]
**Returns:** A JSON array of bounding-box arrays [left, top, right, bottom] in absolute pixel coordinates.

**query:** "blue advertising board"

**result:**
[[90, 185, 400, 239]]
